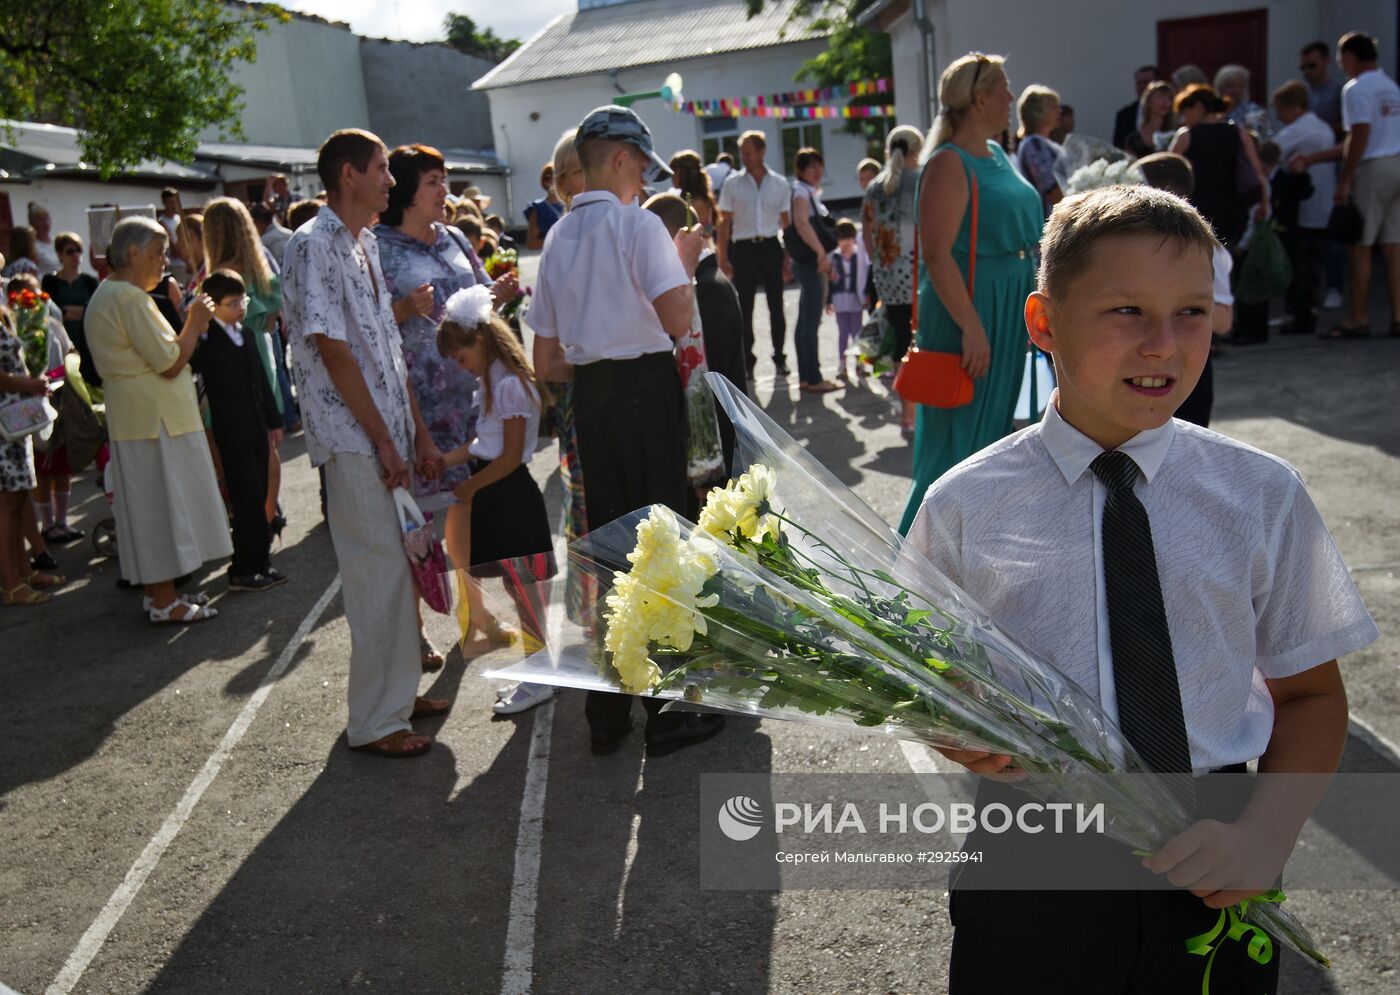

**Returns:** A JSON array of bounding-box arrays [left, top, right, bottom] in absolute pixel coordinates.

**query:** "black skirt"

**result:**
[[467, 459, 558, 580]]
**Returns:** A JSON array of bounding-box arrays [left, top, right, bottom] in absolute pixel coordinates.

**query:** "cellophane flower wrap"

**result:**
[[485, 373, 1330, 973]]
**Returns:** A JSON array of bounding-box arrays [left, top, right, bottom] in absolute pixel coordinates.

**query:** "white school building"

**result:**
[[862, 0, 1397, 143], [472, 0, 879, 220]]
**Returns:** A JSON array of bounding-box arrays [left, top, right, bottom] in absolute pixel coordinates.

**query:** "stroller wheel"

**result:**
[[93, 520, 118, 559]]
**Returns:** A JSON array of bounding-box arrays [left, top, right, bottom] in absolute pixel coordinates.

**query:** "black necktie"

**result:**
[[1091, 451, 1194, 790]]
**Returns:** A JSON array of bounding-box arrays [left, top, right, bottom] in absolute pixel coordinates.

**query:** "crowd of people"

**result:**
[[0, 28, 1394, 745]]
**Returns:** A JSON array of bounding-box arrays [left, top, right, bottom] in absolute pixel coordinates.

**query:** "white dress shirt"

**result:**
[[526, 190, 689, 365], [906, 400, 1377, 772], [717, 164, 790, 239], [1274, 111, 1339, 229]]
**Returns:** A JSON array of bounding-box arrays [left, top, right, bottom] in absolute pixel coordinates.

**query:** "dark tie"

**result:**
[[1090, 451, 1194, 792]]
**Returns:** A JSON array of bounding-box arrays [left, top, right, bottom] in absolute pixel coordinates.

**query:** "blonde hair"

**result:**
[[1016, 84, 1060, 139], [551, 129, 581, 209], [202, 197, 273, 295], [176, 213, 205, 267], [436, 313, 551, 414], [878, 124, 925, 195], [1139, 80, 1176, 128], [926, 52, 1007, 155]]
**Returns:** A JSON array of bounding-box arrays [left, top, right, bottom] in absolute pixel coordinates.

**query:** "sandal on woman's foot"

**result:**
[[411, 695, 452, 719], [148, 599, 218, 624], [420, 631, 445, 673], [2, 584, 51, 606], [27, 571, 65, 589], [350, 729, 431, 758], [1320, 323, 1370, 340], [470, 615, 518, 646], [141, 592, 212, 614]]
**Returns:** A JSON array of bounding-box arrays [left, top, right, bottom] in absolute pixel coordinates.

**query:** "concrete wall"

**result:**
[[205, 13, 372, 148], [911, 0, 1397, 147], [360, 40, 496, 152], [887, 7, 932, 132], [483, 39, 873, 225]]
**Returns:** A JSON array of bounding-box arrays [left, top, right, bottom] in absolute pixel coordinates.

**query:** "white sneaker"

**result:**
[[1322, 288, 1344, 310], [492, 682, 557, 715]]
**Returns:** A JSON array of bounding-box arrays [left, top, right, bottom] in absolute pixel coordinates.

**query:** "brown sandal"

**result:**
[[350, 729, 432, 758], [2, 583, 51, 606]]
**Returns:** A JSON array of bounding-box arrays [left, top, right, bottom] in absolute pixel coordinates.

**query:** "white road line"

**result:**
[[46, 577, 342, 995], [499, 699, 554, 995]]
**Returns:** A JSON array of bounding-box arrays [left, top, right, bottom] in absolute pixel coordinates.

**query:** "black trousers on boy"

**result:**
[[572, 352, 689, 738], [1282, 226, 1328, 332], [729, 236, 787, 373], [948, 765, 1279, 994], [216, 429, 270, 578]]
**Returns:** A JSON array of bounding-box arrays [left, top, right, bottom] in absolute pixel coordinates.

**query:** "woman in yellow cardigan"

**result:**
[[85, 217, 231, 623]]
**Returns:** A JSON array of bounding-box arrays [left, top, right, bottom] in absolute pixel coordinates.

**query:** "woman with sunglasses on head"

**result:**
[[898, 51, 1044, 535], [42, 233, 101, 390]]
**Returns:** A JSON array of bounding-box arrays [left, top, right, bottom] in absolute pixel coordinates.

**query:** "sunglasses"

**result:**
[[971, 51, 988, 89], [61, 248, 82, 256], [1300, 62, 1321, 71]]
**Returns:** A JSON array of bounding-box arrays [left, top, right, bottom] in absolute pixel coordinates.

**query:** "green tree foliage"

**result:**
[[746, 0, 893, 154], [0, 0, 283, 177], [443, 13, 521, 64]]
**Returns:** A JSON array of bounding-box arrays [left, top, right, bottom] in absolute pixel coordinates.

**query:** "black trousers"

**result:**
[[885, 303, 913, 362], [729, 237, 787, 370], [949, 765, 1279, 994], [1282, 226, 1328, 329], [214, 428, 270, 577], [573, 352, 689, 737]]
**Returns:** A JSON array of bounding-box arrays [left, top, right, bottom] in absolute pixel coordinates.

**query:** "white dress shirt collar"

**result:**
[[571, 190, 623, 209], [1040, 394, 1177, 486]]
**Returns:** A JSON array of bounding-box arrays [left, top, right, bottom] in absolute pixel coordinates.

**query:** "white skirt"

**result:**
[[110, 424, 233, 585]]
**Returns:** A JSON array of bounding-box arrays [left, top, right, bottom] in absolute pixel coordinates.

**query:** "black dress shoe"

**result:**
[[30, 551, 59, 571], [773, 359, 790, 376], [591, 716, 636, 756], [644, 713, 725, 757]]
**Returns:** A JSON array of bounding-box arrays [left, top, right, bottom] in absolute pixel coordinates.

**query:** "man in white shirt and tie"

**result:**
[[716, 130, 792, 376]]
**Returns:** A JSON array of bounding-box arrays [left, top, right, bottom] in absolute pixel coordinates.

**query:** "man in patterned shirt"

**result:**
[[283, 129, 448, 759]]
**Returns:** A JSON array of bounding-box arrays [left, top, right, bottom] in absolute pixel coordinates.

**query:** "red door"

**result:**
[[1157, 8, 1269, 104]]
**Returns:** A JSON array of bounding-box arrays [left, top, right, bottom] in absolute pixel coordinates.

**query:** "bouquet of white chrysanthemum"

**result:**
[[486, 374, 1333, 979]]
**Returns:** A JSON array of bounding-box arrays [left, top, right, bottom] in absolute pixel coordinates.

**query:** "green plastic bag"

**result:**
[[1235, 221, 1293, 305]]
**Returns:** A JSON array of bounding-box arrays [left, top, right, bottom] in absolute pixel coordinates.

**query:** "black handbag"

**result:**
[[784, 187, 838, 264], [1327, 201, 1364, 245]]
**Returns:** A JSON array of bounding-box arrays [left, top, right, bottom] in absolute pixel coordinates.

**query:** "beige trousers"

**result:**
[[323, 452, 420, 746]]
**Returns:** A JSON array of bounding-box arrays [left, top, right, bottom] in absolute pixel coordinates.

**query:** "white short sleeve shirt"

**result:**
[[470, 359, 541, 463], [1342, 69, 1400, 160], [526, 191, 688, 365], [905, 402, 1378, 771], [1273, 111, 1340, 229], [717, 165, 791, 239]]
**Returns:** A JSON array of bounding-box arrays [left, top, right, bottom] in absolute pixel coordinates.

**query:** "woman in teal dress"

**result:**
[[899, 52, 1045, 534]]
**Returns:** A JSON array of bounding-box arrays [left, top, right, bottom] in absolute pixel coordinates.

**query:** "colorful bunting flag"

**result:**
[[678, 78, 895, 120]]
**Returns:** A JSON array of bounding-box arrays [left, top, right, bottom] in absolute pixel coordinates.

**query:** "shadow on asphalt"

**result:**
[[760, 382, 868, 489], [0, 432, 343, 808], [145, 648, 532, 992], [1211, 336, 1399, 458], [532, 706, 778, 994]]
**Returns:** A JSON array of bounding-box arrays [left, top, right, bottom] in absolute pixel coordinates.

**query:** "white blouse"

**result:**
[[469, 359, 541, 463]]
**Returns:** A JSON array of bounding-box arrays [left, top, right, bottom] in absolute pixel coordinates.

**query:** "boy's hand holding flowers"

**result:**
[[490, 273, 520, 306], [1144, 816, 1296, 910], [674, 227, 704, 277]]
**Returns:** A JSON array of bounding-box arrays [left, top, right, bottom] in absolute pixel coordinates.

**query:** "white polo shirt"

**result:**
[[905, 401, 1377, 772], [526, 190, 689, 366], [717, 165, 790, 239], [1342, 68, 1400, 159]]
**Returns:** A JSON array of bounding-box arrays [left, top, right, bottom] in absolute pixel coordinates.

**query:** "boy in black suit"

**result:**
[[192, 270, 287, 592]]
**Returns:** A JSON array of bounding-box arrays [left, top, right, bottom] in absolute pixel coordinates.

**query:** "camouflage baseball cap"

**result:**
[[574, 105, 672, 182]]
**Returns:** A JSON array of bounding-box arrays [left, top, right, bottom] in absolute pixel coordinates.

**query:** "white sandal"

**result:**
[[148, 599, 218, 624], [142, 592, 212, 614]]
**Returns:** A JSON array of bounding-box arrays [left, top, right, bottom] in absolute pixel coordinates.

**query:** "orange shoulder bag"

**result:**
[[893, 154, 978, 409]]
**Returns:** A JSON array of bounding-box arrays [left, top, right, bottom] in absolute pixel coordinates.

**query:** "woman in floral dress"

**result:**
[[376, 144, 518, 659]]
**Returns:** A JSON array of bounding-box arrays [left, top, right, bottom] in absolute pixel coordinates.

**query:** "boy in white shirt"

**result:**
[[907, 185, 1377, 992], [529, 105, 724, 757]]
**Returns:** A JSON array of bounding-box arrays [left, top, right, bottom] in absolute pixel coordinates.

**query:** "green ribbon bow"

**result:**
[[1185, 889, 1285, 995]]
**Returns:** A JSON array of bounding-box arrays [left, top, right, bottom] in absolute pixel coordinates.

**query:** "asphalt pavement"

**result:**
[[2, 260, 1397, 995]]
